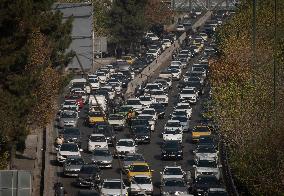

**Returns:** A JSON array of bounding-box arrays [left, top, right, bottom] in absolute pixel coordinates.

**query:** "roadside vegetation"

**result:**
[[0, 0, 73, 168], [210, 0, 284, 194]]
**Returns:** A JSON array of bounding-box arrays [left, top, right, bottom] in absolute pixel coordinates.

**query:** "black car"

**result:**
[[61, 127, 81, 146], [177, 81, 204, 95], [149, 103, 165, 119], [197, 135, 217, 149], [131, 125, 151, 144], [93, 123, 116, 146], [76, 164, 101, 188], [130, 119, 150, 130], [192, 175, 221, 196], [161, 140, 184, 160]]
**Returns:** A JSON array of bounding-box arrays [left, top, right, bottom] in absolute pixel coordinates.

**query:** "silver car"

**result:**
[[59, 110, 79, 128], [91, 148, 113, 168], [123, 153, 145, 169], [63, 156, 84, 177]]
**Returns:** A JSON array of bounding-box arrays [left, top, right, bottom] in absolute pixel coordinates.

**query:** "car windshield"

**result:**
[[197, 160, 217, 167], [181, 89, 195, 94], [93, 149, 111, 156], [164, 141, 179, 148], [150, 90, 164, 95], [166, 122, 181, 127], [127, 100, 141, 105], [109, 115, 124, 120], [139, 96, 151, 101], [118, 106, 132, 113], [196, 146, 216, 153], [130, 165, 149, 172], [65, 157, 84, 165], [142, 110, 155, 115], [124, 154, 144, 162], [196, 176, 218, 184], [132, 177, 151, 184], [133, 126, 148, 133], [103, 181, 125, 189], [80, 165, 99, 174], [132, 119, 148, 126], [60, 144, 78, 152], [164, 179, 185, 187], [172, 116, 187, 122], [173, 111, 187, 116], [194, 126, 210, 132], [61, 111, 77, 118], [117, 140, 134, 147], [90, 135, 106, 142], [137, 115, 152, 121], [63, 128, 80, 135], [164, 168, 183, 175], [148, 49, 156, 53]]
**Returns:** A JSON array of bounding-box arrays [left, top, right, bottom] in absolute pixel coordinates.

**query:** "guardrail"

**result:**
[[125, 32, 187, 98], [220, 139, 239, 196]]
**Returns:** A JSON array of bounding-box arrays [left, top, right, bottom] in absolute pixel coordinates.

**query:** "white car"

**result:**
[[193, 146, 219, 163], [176, 24, 185, 31], [100, 179, 128, 196], [193, 160, 221, 180], [170, 61, 183, 69], [169, 68, 181, 80], [108, 114, 125, 130], [163, 129, 183, 142], [130, 175, 154, 195], [141, 108, 158, 121], [61, 100, 79, 112], [164, 120, 183, 132], [171, 116, 190, 132], [57, 143, 81, 163], [88, 134, 108, 152], [126, 98, 143, 111], [100, 85, 116, 100], [96, 71, 107, 83], [191, 66, 207, 78], [116, 139, 137, 157], [137, 114, 156, 131], [88, 77, 100, 90], [160, 166, 186, 180], [139, 96, 155, 107], [146, 32, 159, 41], [162, 39, 172, 50], [175, 103, 192, 118], [145, 83, 164, 92], [149, 90, 169, 106], [146, 49, 159, 58], [179, 87, 199, 104]]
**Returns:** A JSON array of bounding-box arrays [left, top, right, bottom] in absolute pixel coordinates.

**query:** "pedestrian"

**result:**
[[55, 134, 64, 146]]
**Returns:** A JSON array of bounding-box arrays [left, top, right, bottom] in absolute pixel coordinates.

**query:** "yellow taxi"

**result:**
[[88, 111, 105, 125], [122, 55, 136, 65], [126, 163, 153, 179], [192, 125, 212, 142]]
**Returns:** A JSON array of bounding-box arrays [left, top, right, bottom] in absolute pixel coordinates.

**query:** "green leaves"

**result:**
[[211, 0, 284, 194]]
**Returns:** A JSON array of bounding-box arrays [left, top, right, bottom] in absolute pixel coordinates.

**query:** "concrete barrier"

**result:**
[[125, 32, 187, 98], [125, 12, 213, 98], [192, 11, 213, 32]]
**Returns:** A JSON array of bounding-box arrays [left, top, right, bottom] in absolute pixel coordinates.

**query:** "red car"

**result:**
[[65, 94, 84, 108]]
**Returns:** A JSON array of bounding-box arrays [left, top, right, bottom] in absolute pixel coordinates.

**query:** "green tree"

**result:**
[[0, 0, 73, 167], [210, 0, 284, 194], [108, 0, 147, 51]]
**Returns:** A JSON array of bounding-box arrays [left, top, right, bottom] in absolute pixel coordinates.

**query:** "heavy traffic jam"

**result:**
[[54, 10, 233, 196]]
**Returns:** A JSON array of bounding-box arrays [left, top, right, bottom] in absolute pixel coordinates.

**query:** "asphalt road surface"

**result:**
[[53, 50, 211, 196]]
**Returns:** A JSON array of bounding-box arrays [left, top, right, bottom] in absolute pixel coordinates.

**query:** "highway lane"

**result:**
[[54, 50, 210, 196]]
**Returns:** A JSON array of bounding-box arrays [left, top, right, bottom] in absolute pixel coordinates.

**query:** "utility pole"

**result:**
[[252, 0, 256, 83]]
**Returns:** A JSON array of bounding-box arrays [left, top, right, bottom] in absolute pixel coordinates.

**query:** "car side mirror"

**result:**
[[193, 165, 196, 168], [193, 150, 196, 154], [79, 149, 83, 152]]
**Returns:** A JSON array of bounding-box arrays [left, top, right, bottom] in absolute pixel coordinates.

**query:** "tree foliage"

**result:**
[[0, 0, 72, 167], [144, 0, 173, 28], [210, 0, 284, 194]]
